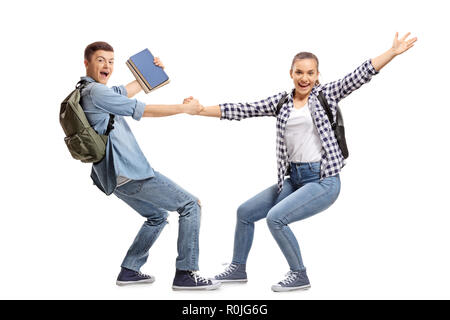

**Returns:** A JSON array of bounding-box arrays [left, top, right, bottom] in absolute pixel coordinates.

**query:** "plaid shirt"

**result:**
[[220, 59, 379, 192]]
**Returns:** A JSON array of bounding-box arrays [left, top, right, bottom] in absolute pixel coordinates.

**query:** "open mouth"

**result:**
[[100, 71, 110, 79], [299, 83, 310, 89]]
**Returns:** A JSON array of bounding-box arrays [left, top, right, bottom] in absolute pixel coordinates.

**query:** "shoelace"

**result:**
[[217, 263, 237, 278], [280, 271, 299, 285], [135, 271, 151, 279], [189, 271, 210, 284]]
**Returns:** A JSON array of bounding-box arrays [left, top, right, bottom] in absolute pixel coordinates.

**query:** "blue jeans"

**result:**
[[232, 162, 341, 271], [114, 171, 201, 271]]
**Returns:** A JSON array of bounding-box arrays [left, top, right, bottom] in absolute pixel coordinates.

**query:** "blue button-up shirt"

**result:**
[[79, 76, 154, 195]]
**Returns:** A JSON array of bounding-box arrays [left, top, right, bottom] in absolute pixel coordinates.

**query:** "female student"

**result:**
[[186, 32, 417, 292]]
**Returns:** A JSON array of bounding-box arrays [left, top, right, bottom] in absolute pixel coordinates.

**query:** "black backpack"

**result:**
[[60, 80, 115, 163], [276, 91, 349, 159]]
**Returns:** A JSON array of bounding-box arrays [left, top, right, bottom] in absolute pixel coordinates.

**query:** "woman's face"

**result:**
[[290, 58, 319, 97]]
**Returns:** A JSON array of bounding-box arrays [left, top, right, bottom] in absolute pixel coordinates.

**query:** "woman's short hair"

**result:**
[[291, 52, 319, 71], [84, 41, 114, 62]]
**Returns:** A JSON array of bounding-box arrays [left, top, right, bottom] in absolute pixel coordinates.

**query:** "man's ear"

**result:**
[[84, 59, 89, 68]]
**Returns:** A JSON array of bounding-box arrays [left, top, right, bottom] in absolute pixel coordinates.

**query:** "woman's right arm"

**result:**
[[199, 105, 222, 118], [185, 92, 286, 120]]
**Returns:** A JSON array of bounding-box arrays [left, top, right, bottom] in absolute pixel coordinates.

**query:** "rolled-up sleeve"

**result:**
[[323, 59, 379, 102], [219, 92, 285, 121], [111, 85, 128, 97], [90, 84, 145, 120], [132, 100, 146, 120]]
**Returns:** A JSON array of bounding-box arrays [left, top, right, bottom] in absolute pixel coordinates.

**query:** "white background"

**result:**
[[1, 0, 449, 300]]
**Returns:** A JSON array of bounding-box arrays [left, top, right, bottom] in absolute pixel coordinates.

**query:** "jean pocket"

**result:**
[[308, 162, 321, 174], [289, 165, 299, 182]]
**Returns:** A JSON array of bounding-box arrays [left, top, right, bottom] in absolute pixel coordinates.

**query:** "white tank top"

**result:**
[[285, 102, 323, 163]]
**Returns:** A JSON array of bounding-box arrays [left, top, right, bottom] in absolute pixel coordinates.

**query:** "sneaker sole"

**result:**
[[116, 279, 155, 286], [216, 278, 248, 283], [271, 284, 311, 292], [172, 282, 222, 291]]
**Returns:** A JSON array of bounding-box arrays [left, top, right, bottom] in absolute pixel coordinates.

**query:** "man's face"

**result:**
[[84, 50, 114, 84]]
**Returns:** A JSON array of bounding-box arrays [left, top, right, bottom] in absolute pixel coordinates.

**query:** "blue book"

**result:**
[[126, 48, 170, 93]]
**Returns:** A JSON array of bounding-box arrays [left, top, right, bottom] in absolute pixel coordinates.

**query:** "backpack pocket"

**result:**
[[64, 127, 106, 163]]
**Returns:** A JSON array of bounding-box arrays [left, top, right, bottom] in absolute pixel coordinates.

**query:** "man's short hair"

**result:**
[[84, 41, 114, 62]]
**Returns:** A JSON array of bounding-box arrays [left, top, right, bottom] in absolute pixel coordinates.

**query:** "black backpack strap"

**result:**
[[105, 114, 115, 135], [317, 91, 336, 129], [275, 93, 289, 116], [76, 79, 89, 90]]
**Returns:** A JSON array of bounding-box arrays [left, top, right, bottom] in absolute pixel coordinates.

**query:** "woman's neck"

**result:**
[[293, 90, 310, 103]]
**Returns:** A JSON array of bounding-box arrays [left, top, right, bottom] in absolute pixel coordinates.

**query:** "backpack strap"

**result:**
[[105, 114, 115, 135], [275, 93, 289, 116], [277, 91, 335, 128], [76, 79, 89, 90], [317, 91, 336, 129], [76, 80, 115, 135]]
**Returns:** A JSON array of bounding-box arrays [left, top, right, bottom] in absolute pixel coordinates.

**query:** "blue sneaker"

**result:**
[[172, 270, 221, 290], [271, 270, 311, 292], [116, 267, 155, 286], [214, 263, 248, 283]]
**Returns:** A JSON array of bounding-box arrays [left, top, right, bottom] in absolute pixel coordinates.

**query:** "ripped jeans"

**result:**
[[114, 171, 201, 271]]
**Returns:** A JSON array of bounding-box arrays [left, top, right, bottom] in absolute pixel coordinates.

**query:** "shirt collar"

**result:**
[[310, 84, 322, 96], [80, 76, 96, 83], [289, 88, 295, 99]]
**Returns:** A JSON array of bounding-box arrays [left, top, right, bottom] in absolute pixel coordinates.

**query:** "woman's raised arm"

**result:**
[[322, 32, 417, 102], [371, 32, 417, 72]]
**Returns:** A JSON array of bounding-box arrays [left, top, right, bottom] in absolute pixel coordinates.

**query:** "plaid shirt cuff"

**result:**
[[367, 59, 379, 75], [219, 103, 230, 120]]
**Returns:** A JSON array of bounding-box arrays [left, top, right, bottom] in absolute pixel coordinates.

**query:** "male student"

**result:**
[[78, 41, 219, 290]]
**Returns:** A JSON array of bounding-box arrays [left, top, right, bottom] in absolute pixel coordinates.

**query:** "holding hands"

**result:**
[[182, 96, 204, 115]]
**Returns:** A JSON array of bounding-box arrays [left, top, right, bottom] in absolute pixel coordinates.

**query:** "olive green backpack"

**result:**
[[60, 80, 115, 163]]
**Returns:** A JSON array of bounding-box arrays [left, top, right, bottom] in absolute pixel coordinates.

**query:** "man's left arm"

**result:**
[[125, 80, 142, 98]]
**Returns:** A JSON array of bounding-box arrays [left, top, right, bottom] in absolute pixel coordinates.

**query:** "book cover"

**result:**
[[127, 48, 170, 93], [126, 60, 151, 93]]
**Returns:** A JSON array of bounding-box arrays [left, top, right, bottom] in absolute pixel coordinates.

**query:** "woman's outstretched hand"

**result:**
[[392, 32, 417, 56], [372, 32, 417, 71]]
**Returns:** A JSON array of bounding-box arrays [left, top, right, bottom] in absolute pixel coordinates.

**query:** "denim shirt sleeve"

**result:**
[[90, 84, 145, 120], [111, 85, 128, 96], [321, 59, 379, 103], [219, 92, 286, 121]]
